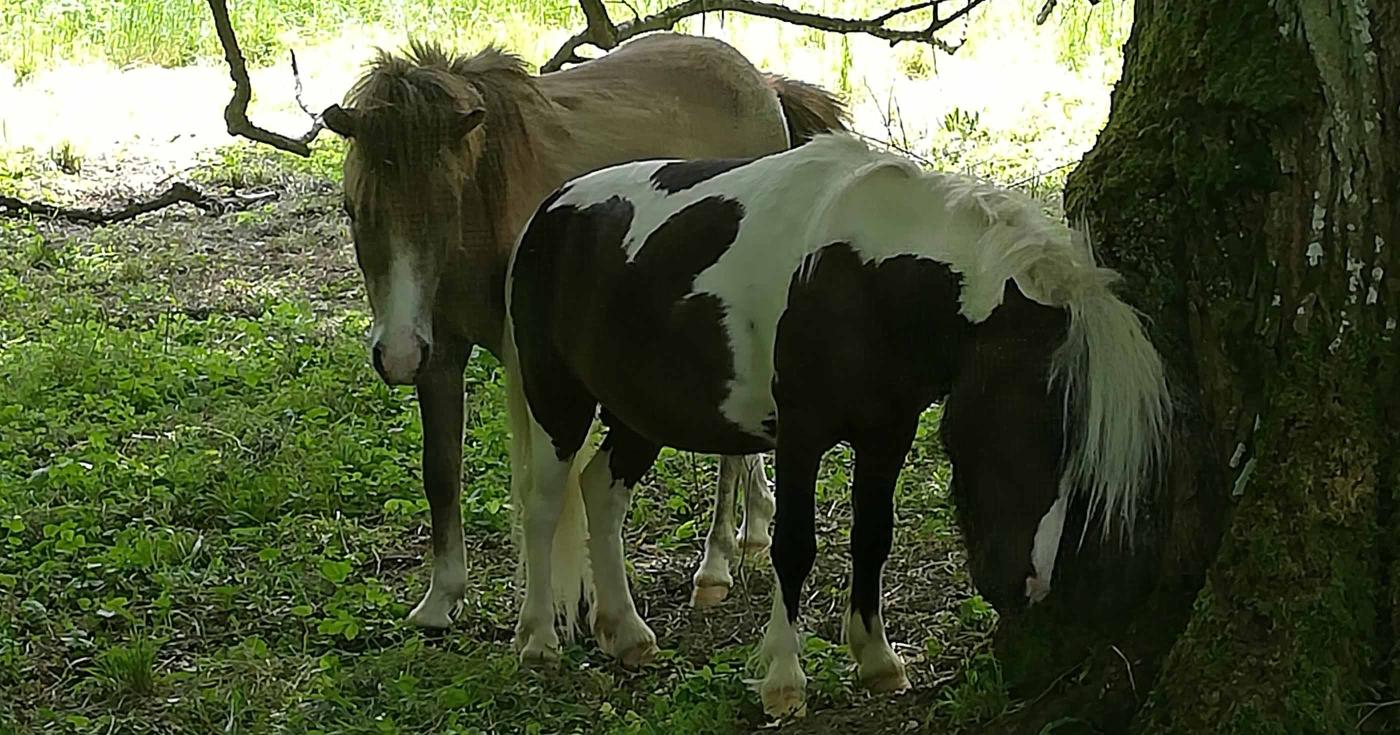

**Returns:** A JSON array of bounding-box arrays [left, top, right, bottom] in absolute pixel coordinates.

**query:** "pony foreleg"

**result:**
[[736, 453, 775, 553], [756, 444, 820, 718], [692, 456, 740, 607], [582, 445, 658, 666], [514, 425, 573, 665], [846, 443, 911, 694], [406, 341, 471, 628]]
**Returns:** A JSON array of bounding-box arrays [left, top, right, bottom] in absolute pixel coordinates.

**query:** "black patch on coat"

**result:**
[[509, 189, 769, 457], [772, 242, 970, 628], [774, 243, 968, 443], [598, 409, 662, 488], [571, 195, 767, 452], [649, 158, 756, 194], [508, 191, 633, 459]]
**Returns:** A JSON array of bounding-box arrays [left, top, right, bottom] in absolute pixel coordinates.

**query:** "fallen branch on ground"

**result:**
[[542, 0, 991, 72], [0, 183, 276, 225]]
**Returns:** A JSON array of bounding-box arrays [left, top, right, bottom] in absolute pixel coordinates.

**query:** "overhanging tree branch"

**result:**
[[206, 0, 326, 156], [542, 0, 992, 73]]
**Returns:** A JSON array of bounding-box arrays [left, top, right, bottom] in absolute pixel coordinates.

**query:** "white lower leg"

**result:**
[[737, 454, 775, 553], [407, 518, 467, 628], [514, 431, 570, 664], [582, 450, 656, 666], [757, 578, 807, 717], [693, 456, 739, 607], [846, 607, 908, 692]]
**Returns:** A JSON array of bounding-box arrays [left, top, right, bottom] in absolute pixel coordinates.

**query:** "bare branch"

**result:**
[[0, 183, 223, 225], [871, 0, 941, 25], [543, 0, 991, 73], [1035, 0, 1103, 25], [580, 0, 619, 48], [206, 0, 324, 156], [289, 50, 326, 143]]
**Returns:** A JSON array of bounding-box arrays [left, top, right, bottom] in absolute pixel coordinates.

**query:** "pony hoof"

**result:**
[[406, 600, 456, 629], [520, 646, 557, 663], [760, 685, 807, 718], [691, 582, 731, 608], [620, 640, 659, 668], [861, 668, 911, 694], [514, 622, 561, 667], [517, 644, 561, 668], [596, 614, 658, 667]]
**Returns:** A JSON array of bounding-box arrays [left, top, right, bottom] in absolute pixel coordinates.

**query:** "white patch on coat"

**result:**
[[370, 244, 431, 380]]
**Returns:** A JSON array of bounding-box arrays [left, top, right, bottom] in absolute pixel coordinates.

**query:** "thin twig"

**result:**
[[1008, 159, 1077, 189], [1357, 699, 1400, 729], [612, 0, 644, 23], [847, 129, 937, 168], [289, 50, 326, 143], [1110, 644, 1139, 696], [872, 0, 941, 25], [206, 0, 325, 156], [542, 0, 991, 72]]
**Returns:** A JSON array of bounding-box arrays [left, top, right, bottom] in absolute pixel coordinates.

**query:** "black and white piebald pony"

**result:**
[[502, 133, 1170, 715]]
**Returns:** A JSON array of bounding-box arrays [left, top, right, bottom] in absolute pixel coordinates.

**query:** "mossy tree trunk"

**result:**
[[987, 0, 1399, 732]]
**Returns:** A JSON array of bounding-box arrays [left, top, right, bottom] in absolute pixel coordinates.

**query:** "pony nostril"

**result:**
[[372, 343, 387, 379]]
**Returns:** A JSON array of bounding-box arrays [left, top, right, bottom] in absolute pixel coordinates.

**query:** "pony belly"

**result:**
[[591, 379, 772, 456]]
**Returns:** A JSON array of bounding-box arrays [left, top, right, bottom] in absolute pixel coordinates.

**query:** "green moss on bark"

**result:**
[[1052, 0, 1391, 731], [1135, 334, 1381, 733]]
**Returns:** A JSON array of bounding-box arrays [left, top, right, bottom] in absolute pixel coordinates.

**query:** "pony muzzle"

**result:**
[[372, 331, 432, 385]]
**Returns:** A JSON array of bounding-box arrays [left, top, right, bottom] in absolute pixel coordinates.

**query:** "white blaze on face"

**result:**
[[1026, 494, 1067, 604], [370, 240, 433, 384]]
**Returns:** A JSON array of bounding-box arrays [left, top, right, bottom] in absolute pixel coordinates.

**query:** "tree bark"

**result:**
[[986, 0, 1399, 732]]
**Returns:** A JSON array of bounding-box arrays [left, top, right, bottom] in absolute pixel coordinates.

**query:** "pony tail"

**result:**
[[1047, 236, 1171, 544], [764, 73, 849, 146]]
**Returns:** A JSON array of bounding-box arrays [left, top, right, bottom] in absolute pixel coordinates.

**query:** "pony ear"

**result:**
[[455, 108, 485, 139], [322, 104, 359, 138]]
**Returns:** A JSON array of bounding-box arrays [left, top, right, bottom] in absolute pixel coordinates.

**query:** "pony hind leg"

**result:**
[[510, 383, 595, 666], [693, 455, 742, 607], [846, 427, 918, 694], [514, 421, 578, 665], [582, 422, 661, 666], [757, 439, 824, 717], [694, 453, 775, 607], [736, 453, 775, 554]]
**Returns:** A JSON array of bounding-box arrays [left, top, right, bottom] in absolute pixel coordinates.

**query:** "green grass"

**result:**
[[1, 0, 569, 73], [0, 0, 1128, 77], [0, 2, 1137, 730], [0, 149, 1006, 732]]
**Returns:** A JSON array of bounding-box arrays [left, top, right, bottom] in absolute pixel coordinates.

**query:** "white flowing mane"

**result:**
[[801, 133, 1171, 538]]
